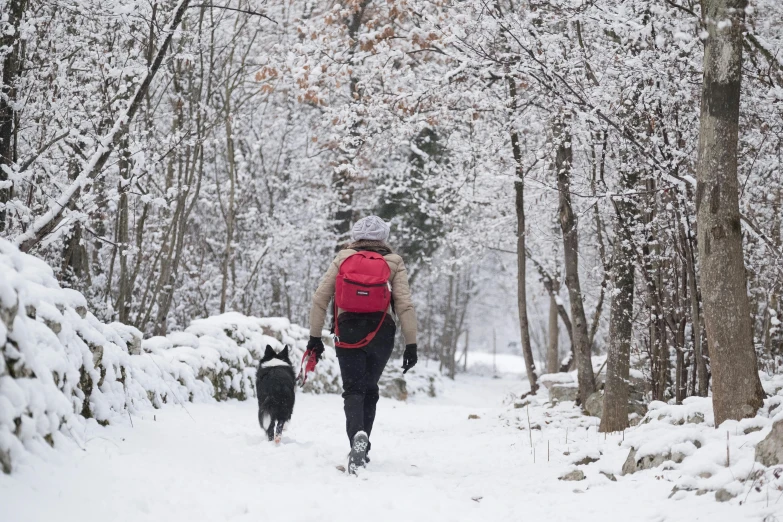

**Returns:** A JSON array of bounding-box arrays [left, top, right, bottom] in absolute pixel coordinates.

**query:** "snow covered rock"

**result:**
[[714, 488, 737, 502], [381, 376, 407, 400], [549, 384, 579, 403], [539, 373, 574, 390], [558, 469, 585, 481], [755, 418, 783, 466], [585, 392, 603, 418]]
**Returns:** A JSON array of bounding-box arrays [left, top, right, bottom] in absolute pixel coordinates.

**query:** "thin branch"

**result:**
[[662, 0, 698, 18], [17, 131, 70, 174], [189, 4, 277, 24]]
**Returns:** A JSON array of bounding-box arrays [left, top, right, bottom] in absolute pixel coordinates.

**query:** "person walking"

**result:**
[[306, 216, 418, 473]]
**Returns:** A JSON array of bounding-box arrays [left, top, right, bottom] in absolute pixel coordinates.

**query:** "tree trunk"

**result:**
[[763, 187, 781, 359], [509, 74, 538, 393], [546, 290, 560, 374], [220, 103, 237, 314], [0, 0, 26, 231], [600, 198, 635, 433], [683, 216, 708, 396], [116, 138, 132, 323], [555, 116, 596, 404], [696, 0, 764, 425]]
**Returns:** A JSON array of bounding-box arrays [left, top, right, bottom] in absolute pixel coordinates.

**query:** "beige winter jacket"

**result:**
[[309, 245, 417, 346]]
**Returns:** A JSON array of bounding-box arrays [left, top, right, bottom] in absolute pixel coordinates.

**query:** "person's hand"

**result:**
[[307, 336, 325, 361], [402, 344, 418, 374]]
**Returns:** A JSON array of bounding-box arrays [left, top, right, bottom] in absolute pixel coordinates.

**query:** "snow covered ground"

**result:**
[[2, 364, 775, 522]]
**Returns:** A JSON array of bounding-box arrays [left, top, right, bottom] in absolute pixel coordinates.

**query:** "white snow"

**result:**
[[2, 244, 782, 521], [0, 373, 773, 522]]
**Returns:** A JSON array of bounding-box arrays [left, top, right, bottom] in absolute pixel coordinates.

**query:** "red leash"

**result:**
[[297, 349, 318, 387]]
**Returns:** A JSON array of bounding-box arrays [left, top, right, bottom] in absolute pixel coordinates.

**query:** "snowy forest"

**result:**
[[2, 0, 783, 519]]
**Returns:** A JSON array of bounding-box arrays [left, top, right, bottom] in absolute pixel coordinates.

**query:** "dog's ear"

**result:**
[[263, 345, 276, 359], [279, 345, 289, 359]]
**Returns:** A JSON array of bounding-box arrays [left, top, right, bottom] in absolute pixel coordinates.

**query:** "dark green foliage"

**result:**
[[376, 127, 447, 274]]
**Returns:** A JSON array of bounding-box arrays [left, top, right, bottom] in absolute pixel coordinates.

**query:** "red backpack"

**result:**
[[333, 251, 392, 349]]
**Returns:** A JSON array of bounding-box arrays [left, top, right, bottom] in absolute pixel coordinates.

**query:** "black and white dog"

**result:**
[[255, 345, 296, 443]]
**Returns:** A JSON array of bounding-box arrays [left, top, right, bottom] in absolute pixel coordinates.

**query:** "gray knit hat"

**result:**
[[351, 215, 390, 242]]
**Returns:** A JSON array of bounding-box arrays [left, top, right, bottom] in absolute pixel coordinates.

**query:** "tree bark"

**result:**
[[547, 289, 560, 374], [508, 75, 538, 393], [696, 0, 765, 425], [0, 0, 26, 231], [220, 92, 237, 314], [555, 116, 596, 404], [116, 137, 132, 323], [600, 195, 636, 432]]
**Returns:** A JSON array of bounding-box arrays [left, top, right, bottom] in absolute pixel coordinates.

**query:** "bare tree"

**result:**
[[696, 0, 764, 424], [508, 73, 538, 393], [555, 115, 596, 404]]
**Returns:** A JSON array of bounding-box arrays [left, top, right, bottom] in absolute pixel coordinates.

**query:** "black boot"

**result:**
[[348, 431, 369, 475]]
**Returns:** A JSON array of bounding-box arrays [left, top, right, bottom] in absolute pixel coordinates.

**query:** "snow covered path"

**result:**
[[0, 372, 763, 522]]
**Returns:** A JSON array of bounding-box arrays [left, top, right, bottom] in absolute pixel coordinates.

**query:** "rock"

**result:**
[[756, 418, 783, 467], [574, 456, 599, 466], [629, 401, 648, 418], [128, 333, 143, 356], [468, 414, 480, 420], [558, 469, 585, 481], [539, 373, 575, 390], [696, 489, 708, 496], [75, 306, 88, 318], [686, 412, 705, 424], [639, 454, 668, 470], [379, 377, 408, 401], [585, 392, 603, 418], [599, 471, 617, 481], [621, 448, 673, 474], [44, 318, 62, 334], [0, 295, 18, 332], [549, 384, 579, 403], [621, 448, 639, 475], [671, 452, 685, 464], [743, 426, 763, 435], [25, 305, 36, 318], [715, 489, 736, 503], [698, 472, 712, 479], [0, 448, 11, 474]]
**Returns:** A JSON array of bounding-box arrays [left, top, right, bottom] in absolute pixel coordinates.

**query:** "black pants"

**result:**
[[336, 313, 396, 451]]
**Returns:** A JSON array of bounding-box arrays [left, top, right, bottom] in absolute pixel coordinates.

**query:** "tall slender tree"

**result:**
[[555, 115, 596, 404], [696, 0, 764, 424]]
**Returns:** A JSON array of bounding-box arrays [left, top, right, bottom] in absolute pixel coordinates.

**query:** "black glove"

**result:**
[[307, 336, 325, 361], [402, 344, 418, 374]]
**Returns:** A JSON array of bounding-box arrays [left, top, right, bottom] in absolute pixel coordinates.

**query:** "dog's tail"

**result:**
[[258, 398, 273, 431]]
